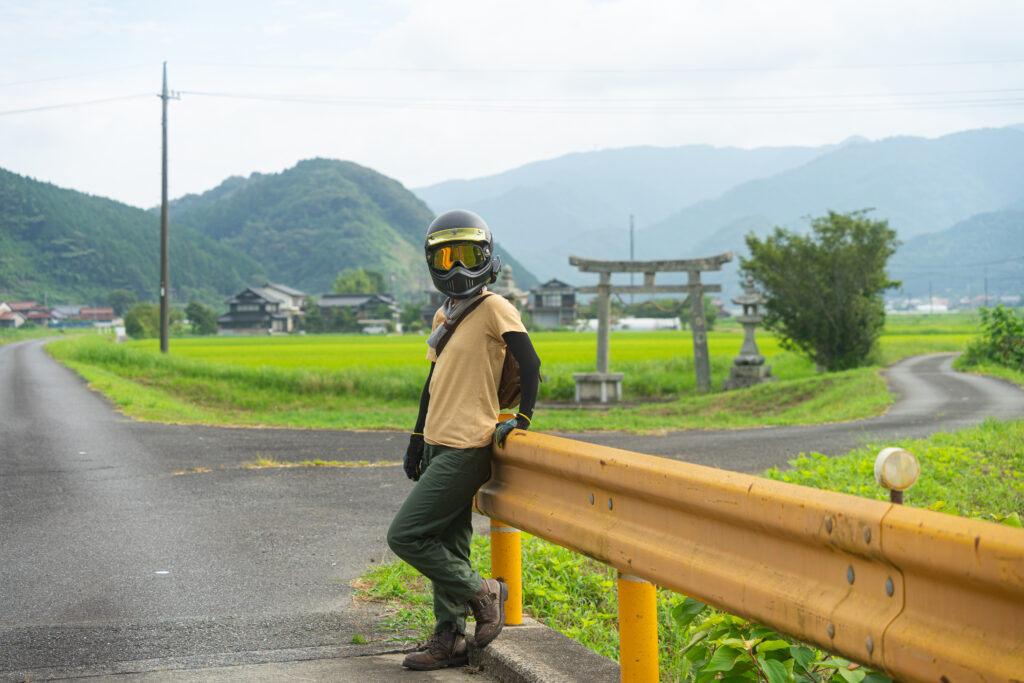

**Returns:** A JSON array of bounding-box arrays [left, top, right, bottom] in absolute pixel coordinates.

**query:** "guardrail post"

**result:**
[[490, 520, 523, 625], [618, 572, 658, 681]]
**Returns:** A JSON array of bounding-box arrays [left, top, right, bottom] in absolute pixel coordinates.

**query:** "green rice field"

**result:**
[[46, 313, 977, 432]]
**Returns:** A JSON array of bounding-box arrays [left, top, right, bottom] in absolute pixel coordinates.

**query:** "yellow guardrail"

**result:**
[[476, 430, 1024, 683]]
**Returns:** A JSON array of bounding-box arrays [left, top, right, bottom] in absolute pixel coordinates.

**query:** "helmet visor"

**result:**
[[426, 226, 488, 247], [430, 243, 486, 271]]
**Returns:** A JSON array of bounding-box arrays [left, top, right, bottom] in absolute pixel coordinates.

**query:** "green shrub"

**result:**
[[961, 305, 1024, 371]]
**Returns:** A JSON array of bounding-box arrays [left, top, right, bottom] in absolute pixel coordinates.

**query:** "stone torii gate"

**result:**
[[569, 252, 732, 401]]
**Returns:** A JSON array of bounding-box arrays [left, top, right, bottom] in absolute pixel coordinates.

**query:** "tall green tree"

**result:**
[[400, 300, 426, 333], [185, 301, 218, 335], [302, 296, 325, 333], [124, 303, 158, 338], [124, 302, 184, 338], [679, 295, 718, 332], [742, 209, 900, 371], [332, 268, 386, 294], [106, 289, 138, 317], [327, 306, 360, 333]]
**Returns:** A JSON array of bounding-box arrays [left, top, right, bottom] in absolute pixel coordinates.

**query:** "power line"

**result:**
[[190, 85, 1024, 103], [177, 89, 1024, 115], [897, 255, 1024, 270], [6, 81, 1024, 119], [0, 66, 149, 89], [178, 56, 1024, 74], [0, 93, 152, 116]]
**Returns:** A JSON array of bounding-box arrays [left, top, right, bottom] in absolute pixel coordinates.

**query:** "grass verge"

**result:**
[[353, 418, 1023, 681], [1, 327, 83, 345], [45, 332, 952, 432], [953, 358, 1024, 389]]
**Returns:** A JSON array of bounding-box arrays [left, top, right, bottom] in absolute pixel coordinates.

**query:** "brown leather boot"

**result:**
[[401, 624, 468, 671], [468, 577, 508, 648]]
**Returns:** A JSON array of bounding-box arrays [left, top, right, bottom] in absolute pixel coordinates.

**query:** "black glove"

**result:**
[[404, 433, 424, 481], [494, 413, 531, 448]]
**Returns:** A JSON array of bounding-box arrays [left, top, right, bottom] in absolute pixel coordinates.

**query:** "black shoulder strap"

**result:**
[[434, 293, 491, 358]]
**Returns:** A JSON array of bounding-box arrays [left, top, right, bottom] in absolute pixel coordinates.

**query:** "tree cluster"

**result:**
[[122, 300, 218, 338], [124, 303, 184, 339], [184, 301, 218, 335], [961, 305, 1024, 371], [302, 297, 398, 334], [742, 210, 900, 371], [332, 268, 387, 294]]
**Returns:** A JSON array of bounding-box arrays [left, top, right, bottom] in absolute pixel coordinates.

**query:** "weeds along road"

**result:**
[[564, 353, 1024, 471], [2, 340, 1023, 679]]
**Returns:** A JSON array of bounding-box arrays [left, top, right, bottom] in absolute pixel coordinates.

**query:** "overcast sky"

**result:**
[[2, 0, 1023, 209]]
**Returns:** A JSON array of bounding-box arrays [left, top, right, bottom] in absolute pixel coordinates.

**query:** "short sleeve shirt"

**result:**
[[424, 293, 527, 449]]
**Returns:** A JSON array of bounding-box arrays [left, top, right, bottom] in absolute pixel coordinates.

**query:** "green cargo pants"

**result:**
[[386, 442, 492, 634]]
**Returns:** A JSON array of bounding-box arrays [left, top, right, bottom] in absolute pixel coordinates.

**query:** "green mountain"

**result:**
[[0, 167, 262, 306], [168, 158, 537, 297], [889, 209, 1024, 299]]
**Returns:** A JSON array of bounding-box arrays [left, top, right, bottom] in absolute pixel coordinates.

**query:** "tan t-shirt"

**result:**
[[424, 293, 527, 449]]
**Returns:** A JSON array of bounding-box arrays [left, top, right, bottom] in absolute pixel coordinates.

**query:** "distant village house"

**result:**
[[318, 293, 400, 333], [0, 301, 116, 329], [526, 279, 578, 329], [217, 283, 306, 335]]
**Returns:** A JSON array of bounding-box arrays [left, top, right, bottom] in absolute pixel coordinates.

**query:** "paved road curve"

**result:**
[[563, 353, 1024, 472], [2, 341, 1022, 679], [1, 340, 420, 680]]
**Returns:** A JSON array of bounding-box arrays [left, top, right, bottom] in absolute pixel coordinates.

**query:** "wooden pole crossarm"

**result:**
[[568, 252, 733, 273]]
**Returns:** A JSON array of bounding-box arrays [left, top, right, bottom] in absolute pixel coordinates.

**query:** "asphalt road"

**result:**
[[2, 340, 1022, 679]]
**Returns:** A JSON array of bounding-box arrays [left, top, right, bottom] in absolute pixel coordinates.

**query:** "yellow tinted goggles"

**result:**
[[430, 243, 486, 271]]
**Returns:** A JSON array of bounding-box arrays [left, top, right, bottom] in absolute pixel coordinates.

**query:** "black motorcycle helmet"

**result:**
[[424, 209, 501, 298]]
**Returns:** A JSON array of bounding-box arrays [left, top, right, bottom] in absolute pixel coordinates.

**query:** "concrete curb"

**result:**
[[468, 617, 620, 683]]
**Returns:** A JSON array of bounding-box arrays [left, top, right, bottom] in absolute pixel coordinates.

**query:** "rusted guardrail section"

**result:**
[[476, 431, 1024, 683]]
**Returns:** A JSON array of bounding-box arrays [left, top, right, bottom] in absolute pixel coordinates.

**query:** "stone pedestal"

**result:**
[[723, 363, 776, 390], [573, 372, 624, 404]]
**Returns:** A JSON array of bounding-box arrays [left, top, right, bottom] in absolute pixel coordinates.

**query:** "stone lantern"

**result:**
[[723, 276, 776, 390]]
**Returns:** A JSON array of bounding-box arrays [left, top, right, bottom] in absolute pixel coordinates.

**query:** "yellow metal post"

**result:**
[[490, 520, 523, 625], [618, 572, 658, 682]]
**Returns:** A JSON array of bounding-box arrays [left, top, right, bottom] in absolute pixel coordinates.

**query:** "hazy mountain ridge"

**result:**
[[414, 143, 839, 284], [635, 128, 1024, 297], [889, 209, 1024, 300], [645, 128, 1024, 257], [417, 144, 837, 222]]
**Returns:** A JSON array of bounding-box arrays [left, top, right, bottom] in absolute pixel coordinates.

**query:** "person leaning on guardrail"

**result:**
[[386, 209, 541, 672]]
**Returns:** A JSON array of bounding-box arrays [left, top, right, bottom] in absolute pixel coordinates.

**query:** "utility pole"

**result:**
[[629, 214, 635, 305], [159, 62, 179, 353], [984, 266, 989, 308]]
